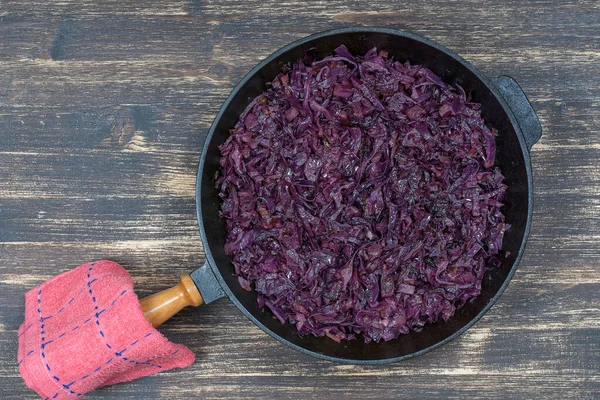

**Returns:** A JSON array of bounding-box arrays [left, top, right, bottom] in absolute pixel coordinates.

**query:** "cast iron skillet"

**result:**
[[144, 27, 541, 364]]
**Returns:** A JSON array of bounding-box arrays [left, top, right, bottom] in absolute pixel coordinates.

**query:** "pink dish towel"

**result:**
[[17, 260, 195, 399]]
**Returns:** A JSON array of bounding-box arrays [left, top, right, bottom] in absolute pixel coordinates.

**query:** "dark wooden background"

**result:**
[[1, 0, 598, 398]]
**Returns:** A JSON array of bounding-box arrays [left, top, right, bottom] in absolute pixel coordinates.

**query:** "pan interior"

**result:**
[[199, 29, 529, 362]]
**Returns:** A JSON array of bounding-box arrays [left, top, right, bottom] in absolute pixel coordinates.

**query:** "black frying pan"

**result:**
[[145, 27, 541, 364]]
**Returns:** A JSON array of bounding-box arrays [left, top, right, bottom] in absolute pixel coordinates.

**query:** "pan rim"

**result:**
[[195, 26, 534, 364]]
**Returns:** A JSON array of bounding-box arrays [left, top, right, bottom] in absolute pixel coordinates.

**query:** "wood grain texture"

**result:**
[[0, 0, 599, 398]]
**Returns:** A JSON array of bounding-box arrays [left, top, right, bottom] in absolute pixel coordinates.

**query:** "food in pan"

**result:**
[[216, 45, 508, 343]]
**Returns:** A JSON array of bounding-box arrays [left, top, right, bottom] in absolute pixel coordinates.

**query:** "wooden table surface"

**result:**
[[1, 0, 599, 398]]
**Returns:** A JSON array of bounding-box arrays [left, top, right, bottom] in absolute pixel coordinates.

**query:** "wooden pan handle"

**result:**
[[139, 274, 203, 328]]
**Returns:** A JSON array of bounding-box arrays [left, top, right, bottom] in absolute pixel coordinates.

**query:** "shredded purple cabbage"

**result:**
[[216, 45, 509, 343]]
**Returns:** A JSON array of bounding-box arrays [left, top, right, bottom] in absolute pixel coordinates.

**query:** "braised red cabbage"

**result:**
[[216, 45, 509, 343]]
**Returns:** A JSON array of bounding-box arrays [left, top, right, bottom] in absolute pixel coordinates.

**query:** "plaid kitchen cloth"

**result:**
[[18, 260, 195, 399]]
